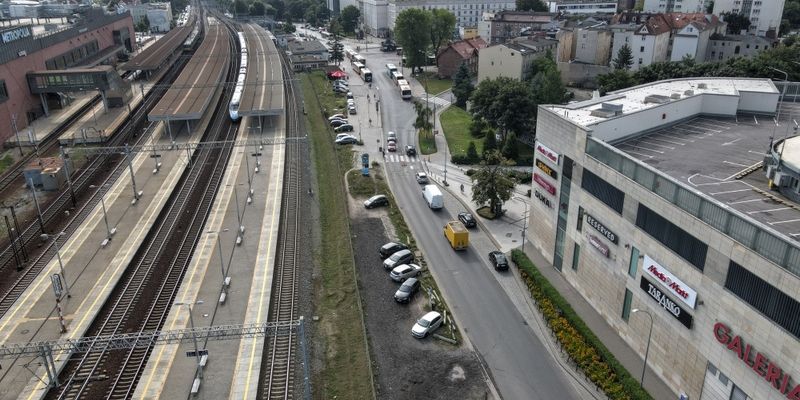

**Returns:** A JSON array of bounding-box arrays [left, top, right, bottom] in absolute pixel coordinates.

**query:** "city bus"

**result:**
[[399, 83, 412, 100], [345, 49, 357, 61], [362, 68, 372, 82], [353, 54, 366, 65], [391, 71, 404, 85], [386, 63, 397, 77], [352, 62, 365, 74]]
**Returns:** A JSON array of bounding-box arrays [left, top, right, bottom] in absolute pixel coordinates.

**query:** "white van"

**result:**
[[422, 184, 443, 209]]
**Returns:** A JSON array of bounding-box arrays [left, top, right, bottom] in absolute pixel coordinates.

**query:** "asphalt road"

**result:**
[[305, 29, 582, 399]]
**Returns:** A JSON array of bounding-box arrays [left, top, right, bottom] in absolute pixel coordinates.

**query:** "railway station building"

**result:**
[[0, 8, 135, 146], [528, 77, 800, 400]]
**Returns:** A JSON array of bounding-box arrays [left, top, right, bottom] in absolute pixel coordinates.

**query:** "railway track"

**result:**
[[46, 18, 240, 400], [258, 42, 303, 400], [0, 55, 191, 321]]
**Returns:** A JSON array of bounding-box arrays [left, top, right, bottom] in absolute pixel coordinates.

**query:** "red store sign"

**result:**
[[643, 255, 697, 309], [535, 142, 559, 165], [588, 234, 609, 257], [713, 323, 800, 399], [534, 173, 556, 195]]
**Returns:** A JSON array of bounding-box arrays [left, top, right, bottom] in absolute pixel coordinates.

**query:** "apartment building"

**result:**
[[478, 10, 559, 44], [477, 36, 557, 82], [642, 0, 707, 13], [713, 0, 785, 37], [388, 0, 515, 30], [609, 13, 672, 70]]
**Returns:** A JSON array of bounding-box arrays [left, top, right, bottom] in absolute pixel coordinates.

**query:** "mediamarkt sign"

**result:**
[[535, 142, 559, 165], [643, 255, 697, 309], [713, 323, 800, 399]]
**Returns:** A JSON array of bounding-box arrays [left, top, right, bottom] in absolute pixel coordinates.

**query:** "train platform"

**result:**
[[132, 113, 285, 398], [239, 24, 284, 119], [149, 25, 230, 122], [0, 100, 218, 400]]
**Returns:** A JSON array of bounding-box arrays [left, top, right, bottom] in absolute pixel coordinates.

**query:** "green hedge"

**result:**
[[511, 249, 652, 400]]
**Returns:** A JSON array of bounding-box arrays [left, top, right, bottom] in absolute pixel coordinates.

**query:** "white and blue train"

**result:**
[[229, 31, 247, 121]]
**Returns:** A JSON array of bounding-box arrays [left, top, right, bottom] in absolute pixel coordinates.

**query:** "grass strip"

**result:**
[[418, 128, 437, 155], [419, 71, 453, 96], [302, 73, 374, 399], [511, 249, 653, 400], [440, 106, 479, 157]]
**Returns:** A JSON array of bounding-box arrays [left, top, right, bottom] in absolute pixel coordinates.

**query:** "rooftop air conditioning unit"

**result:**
[[697, 83, 707, 89], [684, 89, 694, 96], [644, 94, 671, 104], [670, 93, 682, 99]]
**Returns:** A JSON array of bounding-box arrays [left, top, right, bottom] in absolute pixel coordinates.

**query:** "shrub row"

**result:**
[[511, 249, 652, 400]]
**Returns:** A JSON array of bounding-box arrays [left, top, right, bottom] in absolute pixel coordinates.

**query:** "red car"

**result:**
[[387, 142, 397, 152]]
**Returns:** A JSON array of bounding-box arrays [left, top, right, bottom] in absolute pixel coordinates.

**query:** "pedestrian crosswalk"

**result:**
[[384, 154, 419, 163]]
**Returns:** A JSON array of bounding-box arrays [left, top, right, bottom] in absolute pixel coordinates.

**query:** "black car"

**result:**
[[380, 242, 408, 259], [405, 145, 417, 156], [394, 277, 420, 303], [458, 211, 477, 228], [489, 251, 509, 271], [334, 124, 354, 133], [364, 194, 389, 209]]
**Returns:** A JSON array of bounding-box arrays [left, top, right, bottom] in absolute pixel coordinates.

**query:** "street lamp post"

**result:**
[[514, 197, 530, 252], [174, 301, 205, 381], [632, 309, 654, 388], [51, 232, 70, 298], [90, 184, 117, 243], [769, 67, 788, 123]]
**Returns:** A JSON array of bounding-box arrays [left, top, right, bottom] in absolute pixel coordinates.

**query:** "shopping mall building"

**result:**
[[0, 8, 134, 144], [529, 77, 799, 400]]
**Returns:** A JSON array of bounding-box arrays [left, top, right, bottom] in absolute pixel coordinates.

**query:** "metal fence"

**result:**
[[586, 137, 800, 276]]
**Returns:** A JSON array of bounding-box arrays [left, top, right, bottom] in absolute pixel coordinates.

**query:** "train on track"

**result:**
[[229, 31, 247, 121]]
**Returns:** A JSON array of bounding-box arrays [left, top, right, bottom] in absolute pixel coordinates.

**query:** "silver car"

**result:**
[[390, 263, 422, 282], [411, 311, 443, 338], [383, 249, 413, 270], [394, 277, 420, 303]]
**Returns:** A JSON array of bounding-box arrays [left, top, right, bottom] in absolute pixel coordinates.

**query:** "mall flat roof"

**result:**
[[546, 78, 779, 127], [613, 109, 800, 239]]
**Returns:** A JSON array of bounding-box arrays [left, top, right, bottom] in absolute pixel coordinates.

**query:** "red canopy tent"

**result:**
[[327, 70, 346, 79]]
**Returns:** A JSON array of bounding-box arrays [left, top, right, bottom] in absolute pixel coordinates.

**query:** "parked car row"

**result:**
[[378, 242, 442, 339]]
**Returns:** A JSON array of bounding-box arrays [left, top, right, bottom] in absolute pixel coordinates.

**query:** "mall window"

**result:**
[[581, 170, 624, 214], [571, 243, 580, 271], [0, 80, 8, 103], [621, 289, 633, 322], [725, 261, 800, 339], [636, 205, 707, 270], [628, 246, 639, 278]]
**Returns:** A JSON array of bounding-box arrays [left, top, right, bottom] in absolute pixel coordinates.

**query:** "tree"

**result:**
[[784, 0, 800, 31], [516, 0, 548, 12], [233, 0, 249, 15], [413, 100, 433, 132], [268, 0, 285, 19], [316, 4, 331, 23], [470, 150, 516, 216], [613, 44, 633, 70], [721, 12, 752, 34], [470, 117, 488, 138], [483, 131, 498, 156], [430, 8, 456, 53], [283, 17, 296, 33], [287, 0, 306, 20], [469, 77, 536, 140], [706, 1, 714, 14], [330, 35, 344, 65], [596, 69, 638, 94], [526, 51, 557, 80], [452, 63, 474, 108], [530, 68, 566, 111], [250, 1, 267, 16], [395, 9, 432, 72], [339, 5, 360, 33], [134, 18, 150, 33], [467, 141, 480, 163], [501, 132, 519, 160]]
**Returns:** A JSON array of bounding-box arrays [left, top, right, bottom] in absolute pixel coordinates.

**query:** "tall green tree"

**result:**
[[516, 0, 548, 12], [483, 130, 498, 156], [470, 150, 516, 216], [501, 132, 519, 160], [233, 0, 249, 15], [452, 62, 474, 108], [466, 141, 480, 163], [286, 0, 306, 20], [470, 117, 489, 138], [596, 69, 637, 94], [613, 44, 633, 70], [250, 1, 267, 16], [469, 77, 535, 140], [283, 16, 296, 33], [785, 0, 800, 30], [339, 5, 360, 33], [530, 68, 565, 108], [395, 8, 432, 72], [267, 0, 285, 19], [430, 8, 456, 52], [330, 35, 344, 65], [721, 12, 752, 34], [413, 100, 433, 132], [526, 50, 557, 80]]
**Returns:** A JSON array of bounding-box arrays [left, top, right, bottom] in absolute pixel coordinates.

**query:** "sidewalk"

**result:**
[[421, 103, 676, 400]]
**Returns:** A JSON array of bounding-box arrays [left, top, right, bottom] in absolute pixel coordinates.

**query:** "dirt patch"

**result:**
[[350, 217, 490, 400]]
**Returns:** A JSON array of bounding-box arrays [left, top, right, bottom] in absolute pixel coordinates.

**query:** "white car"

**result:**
[[328, 113, 346, 121], [387, 131, 396, 141], [390, 263, 422, 282], [335, 135, 358, 145], [348, 105, 357, 114], [412, 311, 443, 338], [415, 172, 429, 184]]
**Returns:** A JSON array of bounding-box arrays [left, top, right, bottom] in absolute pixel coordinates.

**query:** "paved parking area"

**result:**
[[615, 114, 800, 239]]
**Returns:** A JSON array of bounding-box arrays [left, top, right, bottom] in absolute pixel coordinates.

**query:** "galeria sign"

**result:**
[[713, 323, 800, 400]]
